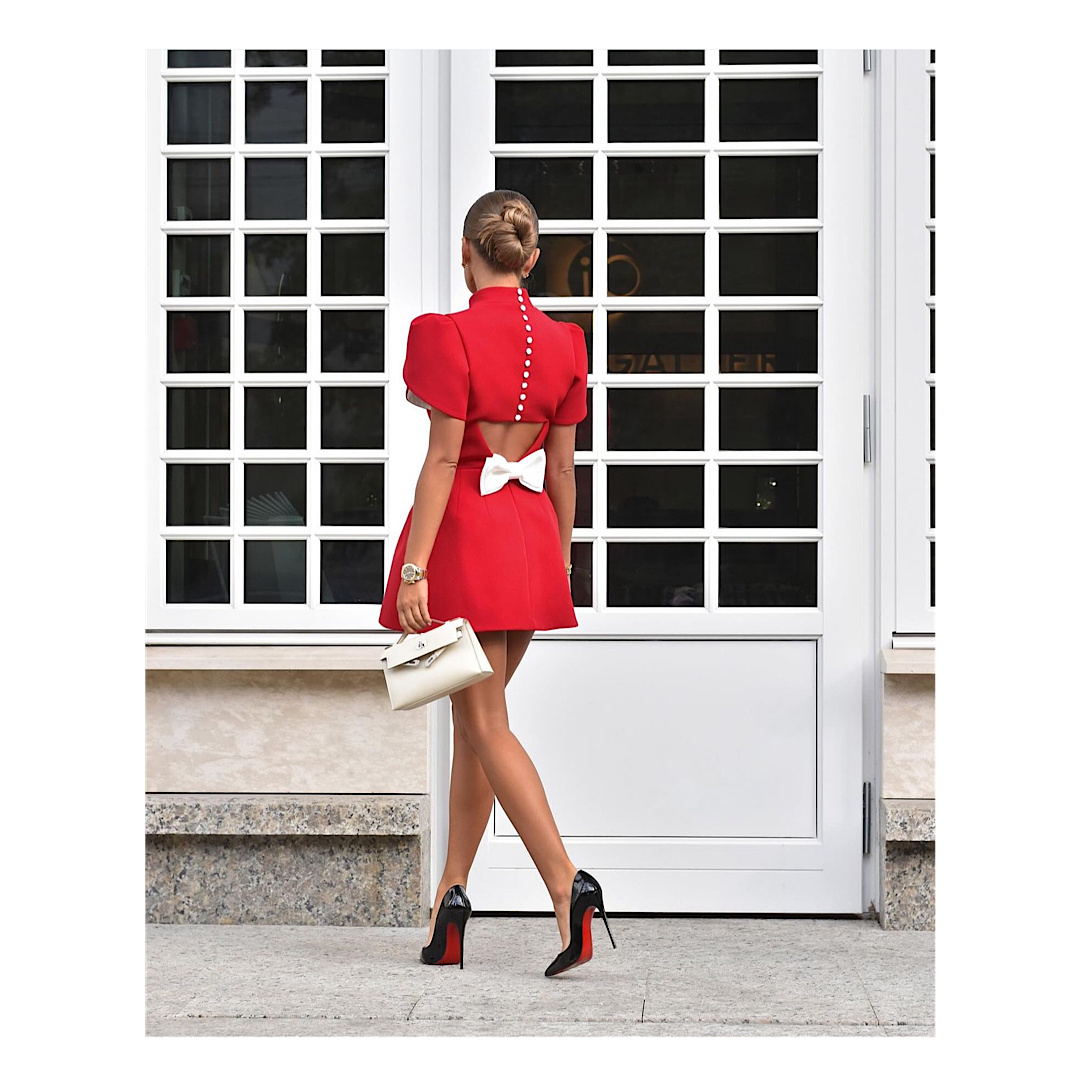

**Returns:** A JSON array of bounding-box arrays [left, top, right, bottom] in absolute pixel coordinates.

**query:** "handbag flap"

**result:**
[[381, 618, 463, 670]]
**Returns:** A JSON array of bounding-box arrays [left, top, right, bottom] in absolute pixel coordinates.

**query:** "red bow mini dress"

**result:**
[[377, 285, 588, 633]]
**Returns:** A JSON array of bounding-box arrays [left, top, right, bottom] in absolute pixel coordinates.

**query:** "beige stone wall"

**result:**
[[146, 669, 428, 794], [881, 673, 934, 800]]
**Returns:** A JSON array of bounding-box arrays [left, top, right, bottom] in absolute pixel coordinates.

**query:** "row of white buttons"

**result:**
[[515, 286, 532, 420]]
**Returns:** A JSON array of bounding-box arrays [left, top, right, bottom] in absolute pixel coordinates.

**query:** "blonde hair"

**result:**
[[463, 189, 539, 276]]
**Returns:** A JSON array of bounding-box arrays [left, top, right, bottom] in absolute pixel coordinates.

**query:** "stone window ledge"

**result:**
[[881, 648, 935, 675], [146, 645, 387, 671], [146, 794, 428, 837]]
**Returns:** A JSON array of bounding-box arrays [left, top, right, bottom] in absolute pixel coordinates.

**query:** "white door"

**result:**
[[439, 50, 871, 913]]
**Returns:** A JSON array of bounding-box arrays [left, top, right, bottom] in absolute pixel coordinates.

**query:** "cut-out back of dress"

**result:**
[[476, 419, 545, 463]]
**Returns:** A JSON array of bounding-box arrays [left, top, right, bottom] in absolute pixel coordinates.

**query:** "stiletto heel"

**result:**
[[421, 884, 472, 967], [544, 869, 616, 977]]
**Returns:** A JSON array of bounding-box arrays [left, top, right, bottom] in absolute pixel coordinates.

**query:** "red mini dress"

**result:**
[[377, 285, 588, 633]]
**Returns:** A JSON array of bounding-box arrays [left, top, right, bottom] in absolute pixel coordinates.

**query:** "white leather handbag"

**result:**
[[379, 617, 494, 711]]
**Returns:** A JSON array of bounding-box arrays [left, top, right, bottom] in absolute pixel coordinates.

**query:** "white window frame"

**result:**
[[889, 50, 936, 637], [449, 49, 869, 638], [145, 48, 428, 634]]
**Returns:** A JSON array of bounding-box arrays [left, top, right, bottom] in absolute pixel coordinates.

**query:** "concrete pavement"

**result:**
[[146, 915, 933, 1036]]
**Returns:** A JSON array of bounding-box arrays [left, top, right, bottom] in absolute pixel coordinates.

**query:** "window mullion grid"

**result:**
[[592, 68, 609, 615]]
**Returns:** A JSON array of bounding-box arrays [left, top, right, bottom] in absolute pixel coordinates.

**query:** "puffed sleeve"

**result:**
[[402, 313, 470, 421], [552, 321, 589, 425]]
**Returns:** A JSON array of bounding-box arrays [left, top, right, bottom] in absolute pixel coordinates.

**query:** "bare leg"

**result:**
[[448, 629, 578, 951], [425, 629, 540, 946]]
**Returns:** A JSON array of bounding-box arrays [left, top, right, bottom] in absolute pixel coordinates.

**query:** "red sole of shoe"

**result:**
[[437, 920, 462, 965], [564, 906, 595, 971]]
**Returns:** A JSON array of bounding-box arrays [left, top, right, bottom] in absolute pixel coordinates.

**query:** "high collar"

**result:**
[[468, 285, 530, 308]]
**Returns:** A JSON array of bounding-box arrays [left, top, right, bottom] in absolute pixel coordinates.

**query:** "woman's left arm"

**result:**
[[397, 409, 465, 632]]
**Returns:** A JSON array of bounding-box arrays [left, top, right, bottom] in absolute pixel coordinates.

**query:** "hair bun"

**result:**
[[464, 191, 540, 274]]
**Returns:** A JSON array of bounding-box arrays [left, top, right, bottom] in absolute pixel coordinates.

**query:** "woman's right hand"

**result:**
[[397, 578, 432, 634]]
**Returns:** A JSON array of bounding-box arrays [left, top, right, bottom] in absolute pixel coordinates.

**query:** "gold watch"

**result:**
[[401, 562, 427, 583]]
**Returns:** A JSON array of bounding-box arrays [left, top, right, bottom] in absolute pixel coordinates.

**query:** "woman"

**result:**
[[378, 190, 615, 977]]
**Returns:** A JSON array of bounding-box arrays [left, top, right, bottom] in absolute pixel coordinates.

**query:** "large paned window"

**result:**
[[484, 50, 825, 629], [149, 49, 421, 631]]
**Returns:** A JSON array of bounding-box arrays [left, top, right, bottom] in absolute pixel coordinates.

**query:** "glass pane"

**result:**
[[608, 80, 704, 142], [720, 51, 817, 65], [322, 51, 385, 66], [528, 234, 593, 296], [930, 230, 935, 297], [245, 233, 307, 296], [166, 387, 229, 449], [607, 542, 704, 607], [608, 233, 704, 297], [719, 78, 817, 141], [321, 310, 385, 372], [930, 463, 935, 530], [495, 81, 592, 143], [168, 50, 230, 68], [320, 540, 384, 603], [719, 387, 817, 451], [608, 51, 704, 65], [167, 158, 230, 220], [930, 153, 935, 219], [929, 308, 935, 374], [719, 310, 817, 374], [930, 50, 936, 64], [244, 310, 306, 372], [168, 235, 229, 296], [245, 81, 307, 143], [608, 388, 704, 450], [322, 386, 384, 449], [719, 542, 816, 606], [574, 464, 593, 528], [495, 157, 592, 219], [496, 51, 592, 66], [607, 309, 704, 373], [322, 157, 385, 219], [609, 465, 704, 527], [167, 82, 230, 144], [244, 386, 306, 449], [321, 463, 384, 525], [166, 540, 229, 603], [322, 233, 385, 295], [608, 157, 704, 219], [930, 74, 935, 141], [166, 464, 230, 526], [930, 386, 935, 452], [719, 465, 817, 528], [720, 155, 817, 218], [245, 463, 306, 525], [569, 540, 593, 606], [167, 310, 229, 373], [930, 541, 935, 608], [544, 311, 593, 369], [244, 540, 306, 603], [577, 388, 593, 450], [720, 232, 817, 295], [245, 158, 306, 219], [322, 81, 385, 142], [245, 50, 307, 67]]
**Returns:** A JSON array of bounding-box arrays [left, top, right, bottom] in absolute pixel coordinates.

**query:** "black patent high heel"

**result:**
[[544, 869, 616, 977], [420, 884, 471, 968]]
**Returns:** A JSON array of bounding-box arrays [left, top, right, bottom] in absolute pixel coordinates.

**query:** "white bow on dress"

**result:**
[[479, 446, 547, 496]]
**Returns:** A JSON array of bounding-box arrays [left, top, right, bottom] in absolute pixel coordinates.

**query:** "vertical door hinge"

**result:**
[[863, 50, 873, 73], [862, 781, 872, 854], [863, 395, 873, 463]]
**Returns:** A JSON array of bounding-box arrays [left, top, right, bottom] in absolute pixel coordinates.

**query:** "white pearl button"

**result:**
[[520, 393, 527, 400], [520, 304, 526, 311], [526, 348, 532, 355], [522, 382, 528, 388], [525, 324, 531, 331], [525, 359, 530, 366], [517, 404, 524, 411], [514, 414, 521, 421], [523, 371, 529, 378], [527, 336, 533, 343]]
